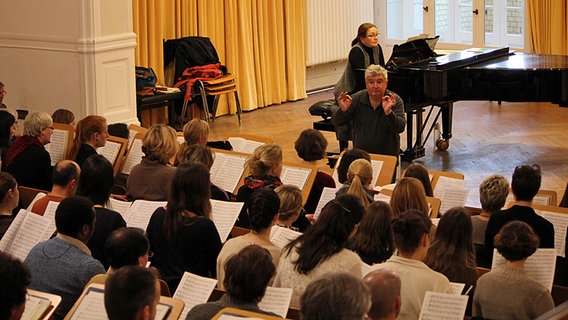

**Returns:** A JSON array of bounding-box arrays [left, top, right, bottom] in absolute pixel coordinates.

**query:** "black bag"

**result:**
[[135, 66, 157, 90]]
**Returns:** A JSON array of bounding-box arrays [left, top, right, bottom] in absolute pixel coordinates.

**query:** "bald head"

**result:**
[[53, 160, 80, 187], [363, 269, 402, 320]]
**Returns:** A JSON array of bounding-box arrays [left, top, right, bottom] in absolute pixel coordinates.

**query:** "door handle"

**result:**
[[473, 9, 479, 15], [423, 6, 429, 12]]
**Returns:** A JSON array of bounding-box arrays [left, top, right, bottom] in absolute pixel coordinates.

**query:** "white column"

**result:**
[[0, 0, 139, 124]]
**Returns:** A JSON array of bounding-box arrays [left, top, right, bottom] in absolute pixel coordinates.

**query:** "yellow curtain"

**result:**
[[527, 1, 568, 55], [132, 0, 307, 115]]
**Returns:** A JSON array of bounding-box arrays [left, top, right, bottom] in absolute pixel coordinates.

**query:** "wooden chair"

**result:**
[[182, 74, 243, 126], [230, 226, 251, 238], [429, 169, 465, 190], [332, 151, 398, 188], [212, 307, 282, 320], [18, 186, 48, 210], [97, 135, 129, 177]]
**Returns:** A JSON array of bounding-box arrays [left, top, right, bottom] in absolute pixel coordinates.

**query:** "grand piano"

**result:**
[[388, 46, 568, 160]]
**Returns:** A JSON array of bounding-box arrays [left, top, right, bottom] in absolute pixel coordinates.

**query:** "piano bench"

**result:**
[[313, 119, 335, 132]]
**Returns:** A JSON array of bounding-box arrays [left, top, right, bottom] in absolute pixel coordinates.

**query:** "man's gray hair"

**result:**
[[365, 64, 388, 80], [300, 272, 371, 320]]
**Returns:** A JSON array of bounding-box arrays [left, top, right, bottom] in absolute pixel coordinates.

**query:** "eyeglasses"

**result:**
[[366, 33, 380, 38], [46, 126, 55, 131]]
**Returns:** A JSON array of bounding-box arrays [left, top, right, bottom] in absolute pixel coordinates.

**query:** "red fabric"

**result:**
[[174, 63, 224, 101], [5, 135, 44, 167]]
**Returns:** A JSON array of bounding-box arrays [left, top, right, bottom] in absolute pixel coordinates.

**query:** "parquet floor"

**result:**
[[207, 90, 568, 208]]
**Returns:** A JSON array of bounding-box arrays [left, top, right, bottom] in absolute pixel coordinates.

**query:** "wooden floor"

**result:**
[[207, 90, 568, 208]]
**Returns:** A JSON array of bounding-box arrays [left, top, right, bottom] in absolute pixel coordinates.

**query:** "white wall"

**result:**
[[0, 0, 138, 124]]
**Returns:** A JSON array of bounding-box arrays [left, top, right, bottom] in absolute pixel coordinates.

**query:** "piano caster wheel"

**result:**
[[436, 139, 449, 151]]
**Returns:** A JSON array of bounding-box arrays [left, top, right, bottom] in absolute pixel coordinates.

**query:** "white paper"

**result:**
[[210, 200, 243, 242], [369, 159, 384, 187], [0, 209, 27, 252], [269, 225, 301, 249], [258, 286, 293, 318], [535, 209, 568, 257], [280, 166, 312, 191], [173, 272, 218, 320], [121, 139, 144, 175], [491, 248, 557, 291], [69, 289, 106, 320], [449, 282, 465, 295], [227, 137, 264, 154], [374, 193, 391, 203], [210, 152, 247, 193], [438, 188, 469, 215], [313, 187, 339, 220], [433, 176, 465, 198], [97, 140, 122, 165], [44, 129, 69, 166], [108, 198, 133, 217], [125, 200, 167, 231], [2, 211, 55, 261], [21, 293, 51, 320], [418, 291, 468, 320]]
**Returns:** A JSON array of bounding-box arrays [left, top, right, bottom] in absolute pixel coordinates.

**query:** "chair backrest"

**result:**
[[212, 307, 282, 320], [164, 36, 221, 82], [18, 186, 48, 210]]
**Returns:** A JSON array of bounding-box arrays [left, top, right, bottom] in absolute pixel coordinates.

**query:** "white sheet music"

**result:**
[[227, 137, 264, 154], [128, 129, 138, 150], [125, 200, 167, 231], [280, 166, 312, 191], [433, 176, 465, 197], [210, 200, 243, 242], [374, 193, 391, 203], [44, 129, 69, 166], [108, 198, 133, 218], [438, 188, 469, 215], [0, 209, 27, 252], [418, 291, 468, 320], [313, 187, 339, 220], [258, 286, 293, 318], [121, 139, 144, 175], [269, 225, 301, 249], [9, 211, 54, 261], [533, 194, 554, 206], [332, 156, 343, 186], [491, 248, 557, 291], [97, 140, 122, 165], [176, 135, 185, 144], [69, 288, 106, 320], [449, 282, 465, 295], [21, 293, 51, 320], [370, 159, 384, 186], [210, 152, 247, 193], [173, 272, 218, 320], [536, 209, 568, 257]]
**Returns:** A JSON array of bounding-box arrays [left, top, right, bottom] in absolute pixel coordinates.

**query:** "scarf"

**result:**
[[5, 135, 44, 167], [243, 175, 283, 190]]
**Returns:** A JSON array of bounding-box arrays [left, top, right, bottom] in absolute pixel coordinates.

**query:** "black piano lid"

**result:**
[[466, 53, 568, 71], [399, 47, 512, 71]]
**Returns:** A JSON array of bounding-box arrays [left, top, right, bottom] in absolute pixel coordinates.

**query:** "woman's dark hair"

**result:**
[[0, 110, 16, 160], [348, 201, 394, 264], [403, 163, 434, 197], [391, 209, 431, 255], [76, 154, 114, 205], [337, 148, 371, 184], [511, 164, 541, 201], [163, 162, 211, 242], [352, 22, 377, 46], [494, 221, 539, 261], [105, 227, 150, 269], [294, 129, 328, 162], [248, 188, 280, 232], [0, 252, 31, 320], [224, 245, 276, 303], [283, 194, 364, 275], [0, 172, 17, 203], [424, 207, 477, 284]]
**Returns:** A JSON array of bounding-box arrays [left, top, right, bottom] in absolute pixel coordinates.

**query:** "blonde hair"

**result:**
[[182, 118, 209, 146], [390, 177, 429, 217], [346, 159, 373, 207], [141, 124, 179, 164], [23, 112, 52, 137], [245, 144, 282, 177], [275, 184, 303, 221], [176, 144, 214, 170]]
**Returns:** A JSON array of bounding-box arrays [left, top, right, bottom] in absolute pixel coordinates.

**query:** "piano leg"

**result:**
[[436, 102, 453, 151], [402, 108, 426, 161]]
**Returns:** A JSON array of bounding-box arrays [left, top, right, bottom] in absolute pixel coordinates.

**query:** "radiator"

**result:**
[[306, 0, 375, 66]]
